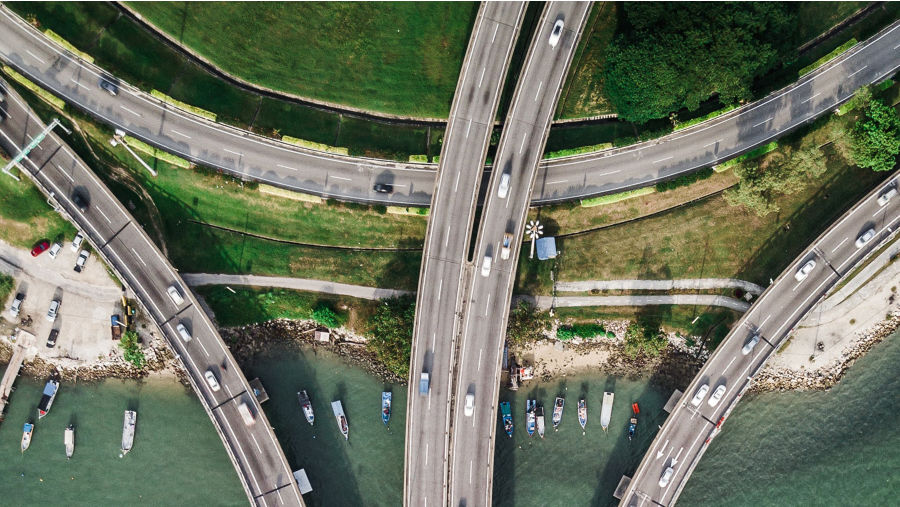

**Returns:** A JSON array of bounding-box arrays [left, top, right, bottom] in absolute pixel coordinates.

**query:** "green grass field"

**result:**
[[0, 156, 77, 249], [557, 2, 619, 118], [127, 2, 477, 117]]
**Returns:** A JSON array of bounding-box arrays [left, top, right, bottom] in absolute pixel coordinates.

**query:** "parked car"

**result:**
[[71, 191, 88, 213], [31, 240, 50, 257], [481, 254, 492, 277], [658, 466, 674, 487], [497, 172, 510, 199], [167, 285, 185, 306], [74, 249, 90, 272], [855, 228, 876, 249], [794, 259, 816, 281], [204, 370, 220, 392], [9, 293, 24, 317], [500, 233, 513, 260], [549, 18, 565, 47], [707, 384, 727, 407], [46, 299, 60, 322], [742, 333, 761, 355], [373, 183, 393, 194], [98, 77, 118, 96], [71, 232, 84, 253], [46, 329, 59, 348], [689, 384, 709, 407], [877, 186, 897, 207], [48, 242, 62, 260], [464, 392, 475, 417]]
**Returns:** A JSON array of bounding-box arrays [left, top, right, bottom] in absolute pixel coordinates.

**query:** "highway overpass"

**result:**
[[404, 4, 526, 506], [620, 169, 900, 506], [448, 3, 592, 506], [1, 6, 897, 205], [0, 81, 303, 506]]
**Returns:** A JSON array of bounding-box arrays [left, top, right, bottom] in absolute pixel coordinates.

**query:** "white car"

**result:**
[[9, 293, 24, 317], [74, 249, 90, 273], [707, 384, 727, 407], [464, 393, 475, 417], [855, 228, 876, 249], [481, 254, 492, 277], [70, 232, 84, 253], [794, 259, 816, 281], [500, 233, 513, 260], [742, 333, 761, 355], [689, 384, 709, 407], [176, 323, 192, 342], [204, 370, 220, 392], [658, 466, 674, 487], [877, 187, 897, 206], [497, 173, 510, 199], [167, 285, 185, 306], [48, 242, 62, 260], [549, 18, 564, 47], [46, 299, 60, 322]]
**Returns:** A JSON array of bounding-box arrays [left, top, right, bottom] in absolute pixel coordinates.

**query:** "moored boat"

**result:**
[[536, 404, 545, 438], [601, 392, 615, 432], [552, 397, 565, 429], [525, 400, 536, 437], [297, 390, 314, 425], [21, 422, 33, 452], [628, 401, 639, 440], [332, 401, 349, 440], [578, 399, 587, 432], [121, 410, 136, 455], [65, 424, 75, 459], [500, 401, 513, 438], [382, 391, 392, 425], [37, 370, 61, 419]]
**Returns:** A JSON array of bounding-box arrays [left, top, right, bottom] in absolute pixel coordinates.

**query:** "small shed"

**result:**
[[314, 328, 331, 343], [249, 378, 269, 404], [293, 469, 313, 494], [536, 237, 557, 260]]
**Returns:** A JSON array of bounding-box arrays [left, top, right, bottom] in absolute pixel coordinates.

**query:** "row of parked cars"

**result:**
[[8, 293, 61, 347], [31, 232, 91, 272]]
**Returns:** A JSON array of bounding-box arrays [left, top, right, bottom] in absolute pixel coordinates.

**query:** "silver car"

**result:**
[[481, 254, 492, 277], [690, 384, 709, 407], [877, 187, 897, 206], [549, 19, 565, 47], [742, 333, 761, 355], [794, 259, 816, 281], [707, 384, 727, 407], [658, 466, 674, 487], [855, 228, 876, 249], [497, 173, 510, 199], [48, 242, 62, 260], [9, 293, 24, 317], [464, 393, 475, 417], [71, 232, 85, 253], [46, 299, 60, 322]]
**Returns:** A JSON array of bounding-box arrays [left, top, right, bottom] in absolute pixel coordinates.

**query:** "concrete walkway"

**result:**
[[530, 294, 750, 312], [556, 278, 764, 295], [182, 273, 411, 300]]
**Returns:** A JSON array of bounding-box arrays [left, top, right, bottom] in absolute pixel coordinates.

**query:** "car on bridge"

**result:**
[[742, 333, 761, 355], [419, 372, 430, 395], [497, 172, 510, 199], [501, 233, 513, 260], [855, 228, 876, 248], [877, 186, 897, 206], [549, 18, 564, 47], [204, 370, 220, 392], [464, 392, 475, 417], [708, 384, 727, 407], [176, 322, 192, 342], [690, 384, 709, 406], [659, 466, 674, 487], [167, 285, 185, 306], [481, 254, 492, 277], [98, 77, 118, 96], [795, 259, 816, 281]]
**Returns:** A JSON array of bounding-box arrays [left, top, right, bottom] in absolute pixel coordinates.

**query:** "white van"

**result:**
[[176, 322, 192, 342], [237, 402, 255, 426]]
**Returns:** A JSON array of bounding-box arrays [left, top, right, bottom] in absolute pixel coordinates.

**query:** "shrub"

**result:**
[[655, 167, 714, 192], [311, 304, 340, 328], [119, 330, 145, 368], [506, 301, 551, 345], [366, 296, 415, 377], [557, 323, 613, 340]]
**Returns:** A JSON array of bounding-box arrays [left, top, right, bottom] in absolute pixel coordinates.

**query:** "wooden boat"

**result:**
[[536, 404, 545, 438], [601, 392, 614, 432], [65, 424, 75, 459], [332, 401, 349, 440], [578, 399, 587, 432], [552, 397, 565, 429], [122, 410, 137, 454], [500, 401, 513, 438], [382, 391, 392, 425], [297, 390, 314, 425]]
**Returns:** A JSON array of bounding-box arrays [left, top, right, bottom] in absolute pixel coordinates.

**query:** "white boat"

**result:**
[[65, 424, 75, 459], [331, 401, 348, 441], [536, 404, 545, 438], [552, 397, 565, 429], [122, 410, 137, 454], [21, 422, 33, 452], [601, 392, 615, 432], [525, 400, 536, 436], [297, 390, 314, 425]]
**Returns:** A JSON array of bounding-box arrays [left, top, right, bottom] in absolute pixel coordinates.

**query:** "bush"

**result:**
[[655, 167, 714, 192], [0, 274, 13, 304], [119, 330, 145, 368], [366, 296, 415, 377], [557, 323, 613, 341], [851, 98, 900, 172], [623, 322, 668, 358], [311, 304, 340, 328], [506, 301, 551, 346]]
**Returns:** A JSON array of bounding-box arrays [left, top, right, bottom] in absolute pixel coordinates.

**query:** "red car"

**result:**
[[31, 240, 50, 257]]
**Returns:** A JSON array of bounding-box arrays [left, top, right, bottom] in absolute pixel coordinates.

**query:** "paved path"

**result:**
[[531, 294, 750, 312], [183, 273, 410, 300], [557, 279, 764, 295]]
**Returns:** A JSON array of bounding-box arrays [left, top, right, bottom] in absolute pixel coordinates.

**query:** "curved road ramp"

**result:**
[[0, 81, 303, 506]]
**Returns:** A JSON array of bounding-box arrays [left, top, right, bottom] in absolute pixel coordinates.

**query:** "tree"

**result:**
[[311, 304, 340, 328], [119, 330, 145, 368], [505, 301, 551, 346], [366, 296, 416, 377], [622, 322, 668, 358], [851, 98, 900, 172]]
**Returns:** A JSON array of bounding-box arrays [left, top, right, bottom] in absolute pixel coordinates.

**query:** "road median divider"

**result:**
[[580, 187, 655, 207], [281, 135, 349, 155], [1, 65, 66, 109], [258, 183, 323, 204], [122, 135, 192, 169], [44, 29, 94, 63], [150, 90, 217, 121]]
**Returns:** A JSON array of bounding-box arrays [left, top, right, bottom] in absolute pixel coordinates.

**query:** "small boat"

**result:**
[[332, 401, 349, 440], [65, 424, 75, 459], [628, 402, 639, 441], [37, 370, 61, 419], [500, 401, 513, 438], [297, 390, 314, 425], [552, 397, 565, 429], [121, 410, 137, 455], [601, 392, 615, 432], [536, 404, 545, 438], [382, 391, 392, 425], [578, 399, 587, 432], [21, 422, 34, 452], [525, 400, 536, 437]]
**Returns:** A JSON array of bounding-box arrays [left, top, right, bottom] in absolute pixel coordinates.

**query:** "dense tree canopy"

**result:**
[[604, 3, 796, 123], [851, 98, 900, 172], [367, 296, 415, 377]]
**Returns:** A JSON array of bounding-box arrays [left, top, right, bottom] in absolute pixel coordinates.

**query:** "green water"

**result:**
[[1, 333, 896, 506]]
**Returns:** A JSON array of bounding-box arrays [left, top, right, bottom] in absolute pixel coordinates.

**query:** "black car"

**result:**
[[373, 183, 393, 194], [71, 192, 88, 213], [46, 329, 59, 348], [99, 78, 118, 96]]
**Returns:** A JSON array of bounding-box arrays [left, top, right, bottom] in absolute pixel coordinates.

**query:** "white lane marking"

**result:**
[[774, 275, 836, 337], [331, 175, 352, 181], [25, 49, 45, 64], [478, 67, 486, 88], [752, 117, 773, 128], [197, 338, 210, 357], [722, 356, 737, 375], [873, 207, 886, 217], [25, 134, 43, 150], [801, 93, 821, 104], [69, 78, 88, 90], [224, 384, 232, 397], [276, 163, 297, 171], [425, 444, 429, 466], [491, 23, 499, 43], [131, 248, 147, 266], [219, 411, 262, 493], [444, 226, 451, 248], [848, 65, 868, 78], [55, 164, 75, 182], [703, 139, 723, 148], [759, 314, 771, 330], [465, 119, 472, 138], [437, 278, 443, 301], [170, 129, 191, 139], [119, 105, 141, 117], [652, 156, 673, 164], [519, 135, 527, 154], [251, 434, 262, 453], [837, 215, 900, 271], [223, 148, 241, 156], [831, 237, 849, 253], [485, 293, 492, 316], [432, 332, 436, 349], [469, 460, 474, 483], [478, 348, 483, 371], [895, 43, 900, 50], [547, 179, 568, 185], [792, 280, 803, 292], [96, 206, 112, 223], [454, 171, 461, 192], [534, 81, 543, 101]]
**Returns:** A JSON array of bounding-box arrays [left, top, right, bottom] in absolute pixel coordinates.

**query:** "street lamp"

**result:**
[[525, 220, 543, 259]]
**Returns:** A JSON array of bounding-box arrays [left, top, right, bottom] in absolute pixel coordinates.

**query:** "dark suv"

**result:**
[[46, 329, 59, 348], [71, 192, 88, 213], [373, 183, 393, 194]]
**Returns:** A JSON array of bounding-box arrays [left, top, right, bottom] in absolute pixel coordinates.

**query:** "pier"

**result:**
[[0, 329, 35, 419]]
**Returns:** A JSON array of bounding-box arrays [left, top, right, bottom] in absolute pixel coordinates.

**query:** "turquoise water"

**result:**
[[1, 333, 896, 506]]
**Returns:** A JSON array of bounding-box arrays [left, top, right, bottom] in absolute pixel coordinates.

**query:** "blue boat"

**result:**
[[525, 400, 536, 436], [21, 422, 33, 452], [500, 401, 513, 438], [37, 370, 60, 419], [381, 392, 392, 425]]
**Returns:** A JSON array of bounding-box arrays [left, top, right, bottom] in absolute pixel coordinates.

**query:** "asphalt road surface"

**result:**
[[1, 7, 897, 205], [620, 170, 900, 507], [0, 83, 303, 507], [448, 4, 592, 507], [404, 4, 525, 507]]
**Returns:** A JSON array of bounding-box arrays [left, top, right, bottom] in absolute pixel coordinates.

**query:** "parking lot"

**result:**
[[1, 238, 123, 363]]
